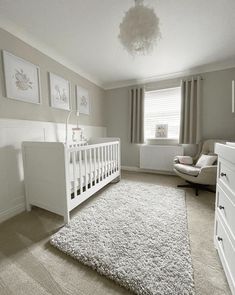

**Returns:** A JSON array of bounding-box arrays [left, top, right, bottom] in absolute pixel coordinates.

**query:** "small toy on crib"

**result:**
[[72, 127, 81, 142], [72, 127, 87, 143]]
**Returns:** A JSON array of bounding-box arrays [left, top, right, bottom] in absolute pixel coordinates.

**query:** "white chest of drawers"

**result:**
[[215, 143, 235, 295]]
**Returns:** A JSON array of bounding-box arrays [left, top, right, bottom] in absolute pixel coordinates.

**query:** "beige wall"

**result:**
[[105, 68, 235, 167], [1, 28, 235, 168], [0, 28, 106, 127]]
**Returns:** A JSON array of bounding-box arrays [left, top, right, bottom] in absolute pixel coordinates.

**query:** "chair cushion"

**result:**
[[195, 154, 217, 168], [174, 164, 201, 176], [177, 156, 193, 165]]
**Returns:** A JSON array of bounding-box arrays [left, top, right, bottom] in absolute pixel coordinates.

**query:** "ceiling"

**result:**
[[1, 0, 235, 89]]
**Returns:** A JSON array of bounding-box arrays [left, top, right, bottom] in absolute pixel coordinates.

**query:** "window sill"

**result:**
[[145, 138, 180, 146]]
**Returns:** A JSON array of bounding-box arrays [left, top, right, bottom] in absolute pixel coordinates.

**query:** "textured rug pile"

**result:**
[[50, 180, 195, 295]]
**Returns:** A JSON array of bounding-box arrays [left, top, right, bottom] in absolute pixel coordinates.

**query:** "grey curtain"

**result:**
[[130, 87, 144, 144], [179, 77, 201, 144]]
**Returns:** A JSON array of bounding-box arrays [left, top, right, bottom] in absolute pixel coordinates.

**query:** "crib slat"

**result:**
[[114, 144, 116, 172], [107, 145, 110, 176], [104, 145, 107, 178], [111, 145, 113, 175], [72, 151, 77, 198], [84, 150, 88, 191], [112, 144, 115, 172], [79, 150, 82, 194], [101, 146, 104, 180], [115, 144, 118, 171], [97, 146, 100, 182], [109, 145, 111, 175], [114, 143, 116, 172], [104, 146, 106, 177], [117, 142, 120, 171], [94, 147, 97, 184], [105, 146, 107, 177], [89, 149, 92, 188], [109, 145, 112, 175], [111, 144, 114, 173]]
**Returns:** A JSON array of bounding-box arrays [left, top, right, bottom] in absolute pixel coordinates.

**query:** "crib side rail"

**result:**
[[68, 140, 120, 152], [67, 140, 120, 203]]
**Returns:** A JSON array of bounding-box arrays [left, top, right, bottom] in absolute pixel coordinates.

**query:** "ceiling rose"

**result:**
[[118, 0, 161, 56]]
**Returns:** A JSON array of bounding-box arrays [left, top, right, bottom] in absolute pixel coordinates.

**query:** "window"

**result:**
[[144, 87, 181, 140]]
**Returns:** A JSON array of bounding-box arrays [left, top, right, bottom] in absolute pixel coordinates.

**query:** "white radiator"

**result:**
[[140, 145, 184, 172]]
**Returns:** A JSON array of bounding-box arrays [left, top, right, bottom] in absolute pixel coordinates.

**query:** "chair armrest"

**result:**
[[174, 157, 180, 164], [174, 156, 193, 165], [197, 165, 217, 185], [199, 165, 217, 176]]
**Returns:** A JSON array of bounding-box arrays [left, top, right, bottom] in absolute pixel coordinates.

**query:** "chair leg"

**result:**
[[177, 184, 194, 189], [177, 182, 215, 196], [201, 186, 216, 194]]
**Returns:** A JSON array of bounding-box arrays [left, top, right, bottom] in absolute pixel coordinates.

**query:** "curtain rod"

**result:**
[[145, 76, 203, 86], [145, 85, 180, 92], [143, 76, 204, 91], [181, 76, 204, 81]]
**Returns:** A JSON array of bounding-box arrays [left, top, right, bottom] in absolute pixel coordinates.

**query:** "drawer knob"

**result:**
[[217, 236, 223, 242], [219, 205, 224, 210], [220, 172, 227, 177]]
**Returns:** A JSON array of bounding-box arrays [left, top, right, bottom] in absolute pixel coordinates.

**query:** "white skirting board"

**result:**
[[121, 166, 176, 176], [0, 203, 25, 224], [0, 118, 107, 223]]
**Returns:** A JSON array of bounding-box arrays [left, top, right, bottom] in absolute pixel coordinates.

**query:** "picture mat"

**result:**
[[49, 73, 70, 110], [3, 50, 41, 104]]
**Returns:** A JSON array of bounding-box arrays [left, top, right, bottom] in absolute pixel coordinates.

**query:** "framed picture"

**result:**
[[76, 85, 90, 115], [155, 124, 168, 138], [2, 50, 41, 104], [49, 73, 70, 110]]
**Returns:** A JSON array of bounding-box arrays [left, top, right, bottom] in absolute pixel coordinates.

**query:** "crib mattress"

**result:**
[[69, 160, 116, 189]]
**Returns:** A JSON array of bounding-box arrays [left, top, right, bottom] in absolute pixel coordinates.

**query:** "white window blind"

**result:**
[[144, 87, 181, 139]]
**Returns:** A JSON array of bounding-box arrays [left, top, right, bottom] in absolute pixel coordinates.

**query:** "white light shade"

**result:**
[[119, 0, 160, 56]]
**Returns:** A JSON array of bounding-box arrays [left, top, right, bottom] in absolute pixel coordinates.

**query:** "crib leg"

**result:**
[[111, 175, 121, 183], [64, 211, 70, 224]]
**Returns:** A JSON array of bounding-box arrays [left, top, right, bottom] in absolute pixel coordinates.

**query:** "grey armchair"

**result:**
[[174, 139, 225, 195]]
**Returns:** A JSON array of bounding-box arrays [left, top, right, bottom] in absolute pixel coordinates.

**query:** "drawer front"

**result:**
[[217, 186, 235, 239], [215, 219, 235, 294], [218, 159, 235, 196]]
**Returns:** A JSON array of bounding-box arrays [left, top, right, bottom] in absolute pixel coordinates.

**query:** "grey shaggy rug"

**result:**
[[50, 180, 195, 295]]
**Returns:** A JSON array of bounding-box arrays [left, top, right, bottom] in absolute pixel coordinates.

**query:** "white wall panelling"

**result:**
[[0, 119, 106, 223]]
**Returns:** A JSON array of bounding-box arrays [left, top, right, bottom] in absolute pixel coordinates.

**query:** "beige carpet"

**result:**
[[0, 171, 231, 295]]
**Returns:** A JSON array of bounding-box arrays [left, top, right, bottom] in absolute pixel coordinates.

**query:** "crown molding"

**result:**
[[0, 21, 104, 88], [103, 58, 235, 90]]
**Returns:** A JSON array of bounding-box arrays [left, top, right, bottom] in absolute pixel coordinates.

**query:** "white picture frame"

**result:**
[[49, 72, 70, 111], [76, 85, 90, 115], [2, 50, 41, 104], [155, 124, 168, 138]]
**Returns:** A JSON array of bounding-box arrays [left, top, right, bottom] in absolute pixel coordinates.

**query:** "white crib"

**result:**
[[22, 138, 120, 223]]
